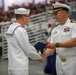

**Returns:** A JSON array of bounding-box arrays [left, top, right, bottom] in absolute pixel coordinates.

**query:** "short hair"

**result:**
[[15, 14, 23, 20]]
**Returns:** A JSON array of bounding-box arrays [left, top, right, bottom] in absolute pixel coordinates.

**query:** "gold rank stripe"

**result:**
[[53, 8, 62, 13]]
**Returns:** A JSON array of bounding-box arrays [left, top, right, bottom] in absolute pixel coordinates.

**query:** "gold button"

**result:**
[[56, 52, 58, 55], [61, 58, 66, 62]]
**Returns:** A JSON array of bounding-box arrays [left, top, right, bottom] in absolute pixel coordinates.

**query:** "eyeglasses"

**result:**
[[24, 15, 30, 17]]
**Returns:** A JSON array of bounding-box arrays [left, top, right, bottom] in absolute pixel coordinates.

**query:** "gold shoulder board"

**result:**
[[71, 20, 76, 23]]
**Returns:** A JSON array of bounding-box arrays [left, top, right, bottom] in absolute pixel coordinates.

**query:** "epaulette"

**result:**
[[70, 20, 76, 23]]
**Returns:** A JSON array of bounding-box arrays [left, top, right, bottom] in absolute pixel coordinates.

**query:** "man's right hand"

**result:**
[[39, 53, 46, 62]]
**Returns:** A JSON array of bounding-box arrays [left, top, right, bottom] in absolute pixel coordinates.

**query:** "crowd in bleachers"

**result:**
[[0, 0, 76, 22]]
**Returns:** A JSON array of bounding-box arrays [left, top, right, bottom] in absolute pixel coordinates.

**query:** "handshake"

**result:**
[[34, 42, 56, 62], [39, 53, 46, 62]]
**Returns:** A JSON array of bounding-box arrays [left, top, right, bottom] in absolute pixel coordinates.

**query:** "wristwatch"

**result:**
[[56, 42, 59, 48]]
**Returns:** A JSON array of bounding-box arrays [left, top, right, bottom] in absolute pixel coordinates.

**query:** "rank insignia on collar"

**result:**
[[53, 31, 57, 34], [64, 26, 70, 32]]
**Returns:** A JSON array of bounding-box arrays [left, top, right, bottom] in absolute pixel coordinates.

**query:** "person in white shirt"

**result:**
[[42, 2, 76, 75], [6, 8, 42, 75]]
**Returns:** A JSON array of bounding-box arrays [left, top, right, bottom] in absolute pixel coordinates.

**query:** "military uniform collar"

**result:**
[[6, 22, 21, 35], [58, 18, 70, 29]]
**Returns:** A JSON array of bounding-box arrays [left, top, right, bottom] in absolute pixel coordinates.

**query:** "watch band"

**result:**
[[56, 42, 59, 48]]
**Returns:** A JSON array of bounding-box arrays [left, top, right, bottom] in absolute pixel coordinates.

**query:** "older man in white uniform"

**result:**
[[6, 8, 42, 75], [43, 2, 76, 75]]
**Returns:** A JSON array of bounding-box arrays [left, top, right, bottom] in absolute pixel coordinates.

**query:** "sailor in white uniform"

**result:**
[[43, 2, 76, 75], [6, 8, 42, 75]]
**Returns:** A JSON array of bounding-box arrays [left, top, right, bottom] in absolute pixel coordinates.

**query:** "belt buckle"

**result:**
[[56, 52, 58, 55], [61, 58, 66, 62]]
